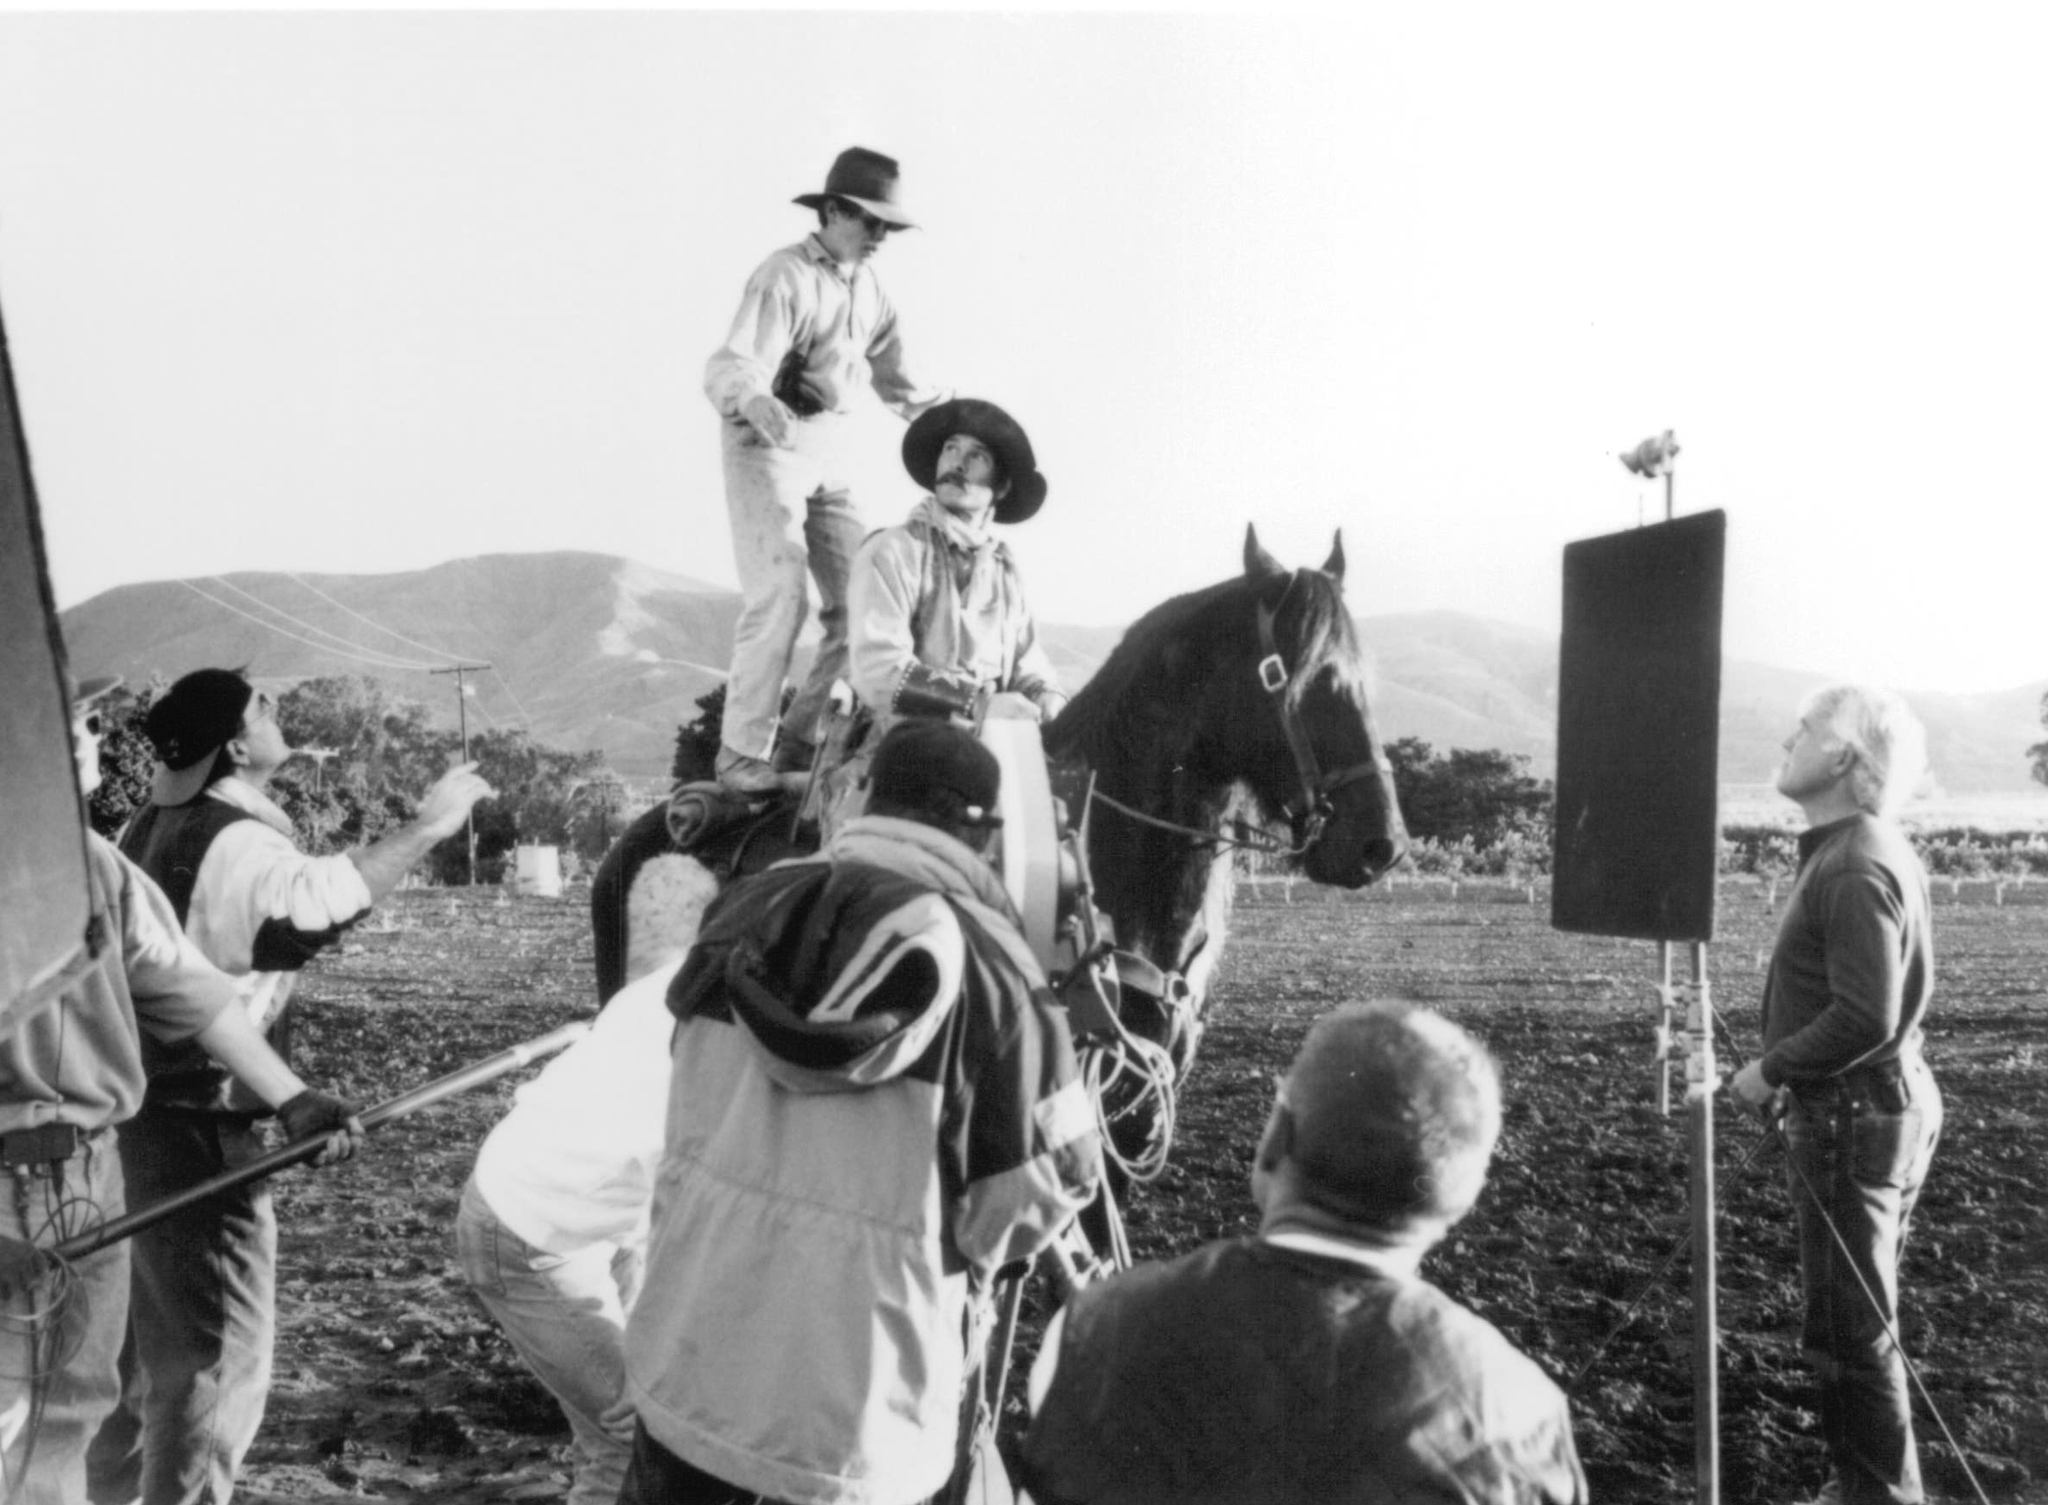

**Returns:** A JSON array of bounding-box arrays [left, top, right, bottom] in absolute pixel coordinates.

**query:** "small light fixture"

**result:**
[[1620, 429, 1680, 479]]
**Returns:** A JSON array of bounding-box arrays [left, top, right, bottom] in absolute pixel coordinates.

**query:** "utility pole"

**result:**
[[301, 747, 338, 796], [430, 663, 491, 884]]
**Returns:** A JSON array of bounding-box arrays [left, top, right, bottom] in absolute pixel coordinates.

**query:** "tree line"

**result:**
[[88, 675, 628, 884]]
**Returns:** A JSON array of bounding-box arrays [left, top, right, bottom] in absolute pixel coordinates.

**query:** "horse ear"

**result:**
[[1322, 531, 1346, 583], [1244, 524, 1284, 579]]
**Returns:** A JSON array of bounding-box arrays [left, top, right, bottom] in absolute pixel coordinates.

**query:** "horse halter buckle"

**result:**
[[1256, 654, 1288, 695]]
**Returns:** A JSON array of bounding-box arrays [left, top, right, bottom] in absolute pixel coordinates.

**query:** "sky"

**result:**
[[1, 5, 2044, 695]]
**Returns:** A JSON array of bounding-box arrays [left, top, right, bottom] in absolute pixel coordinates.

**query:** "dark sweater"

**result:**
[[1022, 1237, 1586, 1505], [1760, 813, 1933, 1086]]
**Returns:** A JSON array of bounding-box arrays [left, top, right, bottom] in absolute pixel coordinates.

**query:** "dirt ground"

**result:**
[[224, 878, 2045, 1504]]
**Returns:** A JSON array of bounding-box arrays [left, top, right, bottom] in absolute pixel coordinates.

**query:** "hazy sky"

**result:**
[[2, 7, 2043, 694]]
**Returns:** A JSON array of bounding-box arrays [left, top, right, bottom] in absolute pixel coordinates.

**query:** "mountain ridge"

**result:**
[[59, 550, 2048, 794]]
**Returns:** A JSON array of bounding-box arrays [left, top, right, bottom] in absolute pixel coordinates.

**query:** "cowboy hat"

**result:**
[[902, 398, 1048, 525], [792, 147, 917, 230]]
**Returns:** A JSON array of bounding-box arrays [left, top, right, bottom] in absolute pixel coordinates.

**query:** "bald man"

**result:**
[[1022, 1001, 1586, 1505]]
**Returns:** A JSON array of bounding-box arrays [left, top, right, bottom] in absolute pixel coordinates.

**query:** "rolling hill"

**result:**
[[58, 551, 2048, 796]]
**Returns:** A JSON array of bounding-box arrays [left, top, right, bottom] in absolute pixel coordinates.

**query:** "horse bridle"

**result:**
[[1083, 572, 1390, 859], [1252, 573, 1391, 852]]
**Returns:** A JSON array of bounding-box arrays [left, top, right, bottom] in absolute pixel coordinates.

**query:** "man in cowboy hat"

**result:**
[[704, 146, 951, 795], [845, 396, 1063, 731], [3, 673, 360, 1505], [88, 668, 490, 1505]]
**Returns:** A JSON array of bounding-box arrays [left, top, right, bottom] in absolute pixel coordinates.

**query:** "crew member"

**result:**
[[620, 721, 1099, 1505], [90, 668, 490, 1505], [1022, 999, 1588, 1505], [1731, 685, 1939, 1505], [3, 674, 358, 1505]]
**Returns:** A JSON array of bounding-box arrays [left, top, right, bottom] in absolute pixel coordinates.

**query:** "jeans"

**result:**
[[87, 1105, 275, 1505], [1784, 1055, 1942, 1505], [0, 1130, 128, 1505], [617, 1421, 793, 1505], [719, 412, 865, 760], [455, 1176, 642, 1505]]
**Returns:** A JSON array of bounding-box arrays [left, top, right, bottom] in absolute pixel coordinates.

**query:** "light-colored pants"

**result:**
[[719, 412, 864, 761], [1, 1129, 128, 1505], [455, 1177, 642, 1505]]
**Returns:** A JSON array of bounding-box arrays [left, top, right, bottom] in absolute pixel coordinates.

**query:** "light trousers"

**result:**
[[1, 1132, 128, 1505], [455, 1176, 642, 1505], [718, 413, 864, 760]]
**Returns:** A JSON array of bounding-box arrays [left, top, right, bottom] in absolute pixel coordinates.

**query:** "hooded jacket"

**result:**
[[623, 814, 1100, 1505]]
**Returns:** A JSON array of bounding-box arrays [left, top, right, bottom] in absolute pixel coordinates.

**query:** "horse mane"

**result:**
[[1050, 563, 1366, 773]]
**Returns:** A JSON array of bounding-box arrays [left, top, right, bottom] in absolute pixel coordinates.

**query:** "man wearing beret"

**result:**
[[620, 721, 1099, 1505], [704, 146, 951, 796], [846, 396, 1065, 734], [1022, 1000, 1587, 1505], [3, 675, 360, 1505], [88, 668, 491, 1505]]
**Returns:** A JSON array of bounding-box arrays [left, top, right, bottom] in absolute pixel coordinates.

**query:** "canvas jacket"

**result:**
[[624, 815, 1099, 1505], [847, 496, 1060, 718]]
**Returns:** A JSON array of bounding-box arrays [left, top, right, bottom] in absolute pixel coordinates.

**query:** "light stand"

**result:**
[[1557, 434, 1718, 1504]]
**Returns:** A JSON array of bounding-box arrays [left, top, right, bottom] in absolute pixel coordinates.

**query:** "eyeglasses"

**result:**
[[840, 204, 894, 237]]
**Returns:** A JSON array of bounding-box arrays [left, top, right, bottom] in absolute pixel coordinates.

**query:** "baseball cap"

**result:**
[[867, 720, 1003, 828], [143, 668, 253, 806]]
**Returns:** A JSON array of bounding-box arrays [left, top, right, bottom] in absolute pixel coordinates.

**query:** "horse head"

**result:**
[[1226, 524, 1408, 887]]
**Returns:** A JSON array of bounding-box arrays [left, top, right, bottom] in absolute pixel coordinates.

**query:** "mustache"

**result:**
[[937, 468, 974, 488]]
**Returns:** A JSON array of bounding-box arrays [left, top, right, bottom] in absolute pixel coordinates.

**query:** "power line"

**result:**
[[206, 575, 442, 670], [283, 571, 469, 662], [283, 571, 532, 730], [486, 667, 533, 729], [178, 581, 439, 674]]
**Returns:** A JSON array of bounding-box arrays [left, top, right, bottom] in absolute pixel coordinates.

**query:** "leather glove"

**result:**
[[278, 1088, 366, 1166], [893, 663, 982, 721]]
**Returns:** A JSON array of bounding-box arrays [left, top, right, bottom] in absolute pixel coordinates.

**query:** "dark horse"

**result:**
[[590, 524, 1406, 1130]]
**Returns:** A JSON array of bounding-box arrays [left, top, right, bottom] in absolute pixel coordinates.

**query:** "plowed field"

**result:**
[[228, 879, 2045, 1504]]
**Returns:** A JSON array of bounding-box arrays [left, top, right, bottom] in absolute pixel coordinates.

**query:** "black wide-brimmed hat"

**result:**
[[902, 398, 1047, 525], [793, 147, 917, 230]]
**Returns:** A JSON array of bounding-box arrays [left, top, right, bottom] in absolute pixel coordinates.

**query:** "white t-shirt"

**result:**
[[471, 960, 683, 1254]]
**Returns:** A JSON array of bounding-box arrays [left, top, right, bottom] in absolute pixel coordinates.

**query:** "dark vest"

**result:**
[[120, 796, 343, 1111], [1020, 1238, 1585, 1505]]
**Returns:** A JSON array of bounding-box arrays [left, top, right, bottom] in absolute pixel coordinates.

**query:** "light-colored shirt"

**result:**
[[470, 960, 682, 1255], [0, 834, 234, 1134], [704, 234, 945, 422], [847, 497, 1060, 715], [182, 778, 373, 1034]]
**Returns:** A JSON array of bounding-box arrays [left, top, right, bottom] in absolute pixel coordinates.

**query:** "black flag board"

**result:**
[[0, 292, 98, 1033], [1551, 510, 1725, 943]]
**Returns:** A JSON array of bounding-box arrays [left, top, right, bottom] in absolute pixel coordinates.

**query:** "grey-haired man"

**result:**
[[1731, 685, 1940, 1505]]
